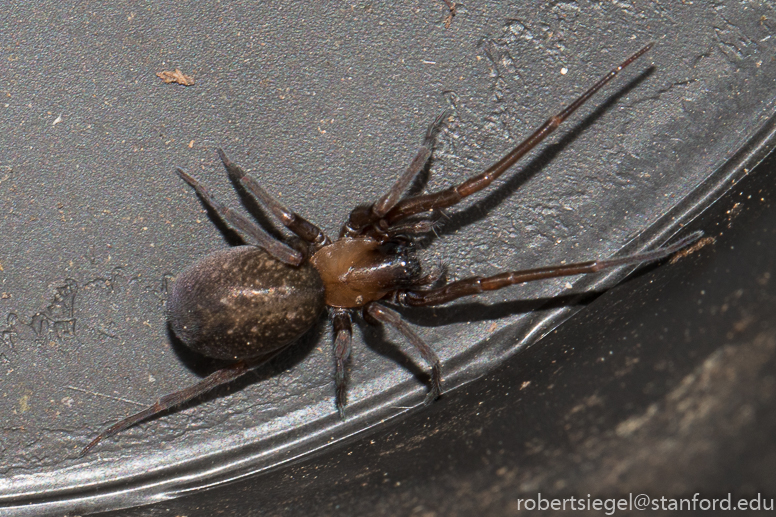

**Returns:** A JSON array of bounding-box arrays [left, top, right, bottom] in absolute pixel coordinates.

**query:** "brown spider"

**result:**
[[81, 42, 701, 455]]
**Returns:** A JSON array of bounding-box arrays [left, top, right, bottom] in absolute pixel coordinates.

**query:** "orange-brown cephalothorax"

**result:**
[[310, 237, 421, 308]]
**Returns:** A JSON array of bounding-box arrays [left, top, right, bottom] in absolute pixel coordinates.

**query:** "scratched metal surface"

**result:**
[[0, 1, 774, 514]]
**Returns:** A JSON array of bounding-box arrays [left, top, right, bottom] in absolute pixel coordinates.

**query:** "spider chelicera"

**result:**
[[81, 43, 701, 455]]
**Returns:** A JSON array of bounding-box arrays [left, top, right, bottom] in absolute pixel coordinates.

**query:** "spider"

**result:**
[[81, 42, 701, 455]]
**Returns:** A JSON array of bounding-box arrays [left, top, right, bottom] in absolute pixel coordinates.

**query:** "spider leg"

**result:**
[[381, 43, 654, 227], [79, 355, 279, 456], [364, 302, 441, 403], [217, 149, 331, 249], [341, 110, 449, 238], [330, 308, 353, 417], [176, 168, 303, 266], [398, 231, 703, 307]]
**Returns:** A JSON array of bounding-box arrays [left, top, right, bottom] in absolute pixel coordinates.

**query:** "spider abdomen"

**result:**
[[168, 246, 325, 360]]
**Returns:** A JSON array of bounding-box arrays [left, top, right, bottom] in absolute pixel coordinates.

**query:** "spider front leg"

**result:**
[[398, 231, 703, 307], [341, 110, 450, 238], [381, 43, 653, 228]]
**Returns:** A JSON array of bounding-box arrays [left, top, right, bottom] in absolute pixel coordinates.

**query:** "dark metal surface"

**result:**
[[0, 1, 774, 514]]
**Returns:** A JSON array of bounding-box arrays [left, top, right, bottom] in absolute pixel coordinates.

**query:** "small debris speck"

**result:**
[[156, 69, 195, 86], [19, 394, 30, 413]]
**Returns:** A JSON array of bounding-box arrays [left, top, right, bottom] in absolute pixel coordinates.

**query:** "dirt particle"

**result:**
[[156, 69, 195, 86]]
